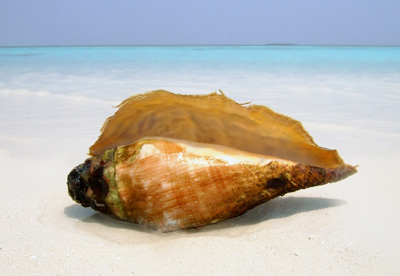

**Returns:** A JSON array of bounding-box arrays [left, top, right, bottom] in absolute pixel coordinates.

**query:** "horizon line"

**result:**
[[1, 43, 400, 48]]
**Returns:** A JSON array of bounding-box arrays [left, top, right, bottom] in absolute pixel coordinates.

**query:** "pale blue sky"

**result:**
[[1, 0, 399, 46]]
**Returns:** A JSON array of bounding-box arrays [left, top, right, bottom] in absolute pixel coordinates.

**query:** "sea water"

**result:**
[[0, 46, 399, 158]]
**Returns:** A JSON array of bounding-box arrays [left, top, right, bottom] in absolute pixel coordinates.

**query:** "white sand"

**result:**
[[1, 91, 399, 275]]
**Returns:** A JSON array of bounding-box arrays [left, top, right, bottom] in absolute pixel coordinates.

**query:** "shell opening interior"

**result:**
[[89, 90, 346, 168]]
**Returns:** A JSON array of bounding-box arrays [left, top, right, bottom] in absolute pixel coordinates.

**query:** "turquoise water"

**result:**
[[0, 46, 399, 158], [1, 46, 400, 76]]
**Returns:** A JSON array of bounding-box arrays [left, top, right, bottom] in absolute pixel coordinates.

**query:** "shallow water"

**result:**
[[1, 46, 400, 275]]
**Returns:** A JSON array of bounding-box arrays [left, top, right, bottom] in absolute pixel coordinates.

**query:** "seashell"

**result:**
[[67, 90, 357, 232]]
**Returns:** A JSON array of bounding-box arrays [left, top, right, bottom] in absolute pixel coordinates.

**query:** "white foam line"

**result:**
[[0, 88, 119, 106]]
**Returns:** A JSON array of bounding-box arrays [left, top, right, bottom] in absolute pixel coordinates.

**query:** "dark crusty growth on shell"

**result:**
[[67, 158, 110, 213], [89, 90, 345, 168], [67, 159, 92, 207]]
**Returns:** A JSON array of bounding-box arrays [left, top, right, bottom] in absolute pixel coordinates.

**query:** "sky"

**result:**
[[0, 0, 399, 46]]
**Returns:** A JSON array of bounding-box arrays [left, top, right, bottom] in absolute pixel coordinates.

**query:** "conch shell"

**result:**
[[67, 90, 356, 232]]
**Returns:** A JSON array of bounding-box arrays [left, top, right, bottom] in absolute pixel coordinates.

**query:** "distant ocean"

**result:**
[[0, 46, 399, 158]]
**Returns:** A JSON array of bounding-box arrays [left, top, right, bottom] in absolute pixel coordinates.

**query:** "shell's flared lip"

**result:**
[[87, 90, 348, 169]]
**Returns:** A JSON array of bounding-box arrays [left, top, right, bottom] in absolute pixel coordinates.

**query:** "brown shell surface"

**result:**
[[111, 138, 356, 232], [89, 90, 345, 168]]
